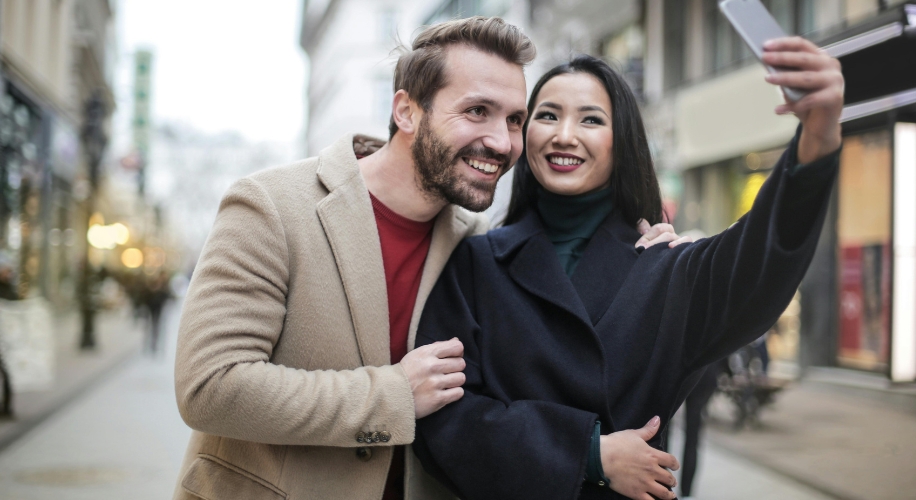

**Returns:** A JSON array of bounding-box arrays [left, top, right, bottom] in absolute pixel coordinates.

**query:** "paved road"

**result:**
[[0, 302, 837, 500]]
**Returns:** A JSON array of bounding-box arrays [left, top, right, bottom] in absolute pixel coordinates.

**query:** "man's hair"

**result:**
[[389, 16, 536, 139]]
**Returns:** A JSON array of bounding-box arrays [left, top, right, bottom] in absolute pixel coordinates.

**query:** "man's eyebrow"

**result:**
[[460, 95, 500, 109]]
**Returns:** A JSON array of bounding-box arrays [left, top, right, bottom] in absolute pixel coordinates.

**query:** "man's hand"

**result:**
[[600, 416, 679, 500], [762, 37, 844, 165], [401, 338, 466, 418], [635, 219, 693, 249]]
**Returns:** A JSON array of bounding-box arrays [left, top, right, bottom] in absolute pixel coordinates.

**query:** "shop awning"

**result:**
[[823, 4, 916, 122]]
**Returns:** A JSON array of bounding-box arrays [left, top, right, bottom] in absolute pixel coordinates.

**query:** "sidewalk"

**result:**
[[0, 303, 190, 500], [0, 305, 144, 451], [702, 377, 916, 500]]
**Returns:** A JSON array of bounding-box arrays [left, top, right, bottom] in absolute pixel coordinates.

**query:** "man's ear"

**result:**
[[392, 89, 420, 135]]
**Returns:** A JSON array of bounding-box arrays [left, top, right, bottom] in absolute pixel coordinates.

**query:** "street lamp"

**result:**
[[78, 90, 108, 350]]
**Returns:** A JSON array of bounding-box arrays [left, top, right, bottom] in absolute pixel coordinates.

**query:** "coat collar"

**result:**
[[489, 208, 642, 326], [490, 210, 590, 326], [407, 204, 473, 350], [315, 134, 390, 367], [571, 211, 642, 325], [315, 133, 476, 364]]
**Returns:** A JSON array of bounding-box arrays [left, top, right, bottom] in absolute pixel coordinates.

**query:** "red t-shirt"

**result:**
[[370, 192, 435, 500]]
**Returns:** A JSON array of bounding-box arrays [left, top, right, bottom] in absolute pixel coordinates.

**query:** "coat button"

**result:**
[[356, 431, 366, 443], [370, 431, 381, 443], [356, 447, 372, 462], [379, 431, 391, 443]]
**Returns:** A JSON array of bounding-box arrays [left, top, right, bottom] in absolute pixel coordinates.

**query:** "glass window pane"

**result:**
[[837, 130, 892, 372]]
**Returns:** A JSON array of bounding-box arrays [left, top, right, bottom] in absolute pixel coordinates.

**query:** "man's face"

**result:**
[[411, 45, 527, 212]]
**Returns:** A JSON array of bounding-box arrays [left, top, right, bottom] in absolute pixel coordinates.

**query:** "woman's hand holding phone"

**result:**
[[762, 37, 844, 164]]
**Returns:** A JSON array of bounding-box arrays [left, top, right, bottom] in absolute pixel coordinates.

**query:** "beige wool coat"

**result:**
[[173, 134, 487, 500]]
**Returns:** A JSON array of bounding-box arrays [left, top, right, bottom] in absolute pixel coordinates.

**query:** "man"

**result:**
[[173, 16, 680, 500]]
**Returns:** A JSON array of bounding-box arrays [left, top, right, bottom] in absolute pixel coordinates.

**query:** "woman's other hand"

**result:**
[[599, 416, 679, 500], [635, 219, 693, 250], [762, 37, 844, 164]]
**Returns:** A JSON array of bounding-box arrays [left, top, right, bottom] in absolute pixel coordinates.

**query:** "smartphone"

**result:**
[[718, 0, 807, 102]]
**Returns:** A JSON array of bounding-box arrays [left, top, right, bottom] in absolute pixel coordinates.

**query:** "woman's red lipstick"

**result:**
[[545, 152, 585, 173]]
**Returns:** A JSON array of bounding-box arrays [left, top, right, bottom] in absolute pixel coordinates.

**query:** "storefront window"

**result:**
[[837, 129, 892, 372], [0, 89, 45, 300]]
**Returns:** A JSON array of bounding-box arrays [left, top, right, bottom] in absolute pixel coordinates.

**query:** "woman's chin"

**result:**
[[540, 181, 589, 196]]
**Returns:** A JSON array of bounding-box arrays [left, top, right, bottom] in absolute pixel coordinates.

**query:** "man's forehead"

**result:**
[[438, 45, 527, 109]]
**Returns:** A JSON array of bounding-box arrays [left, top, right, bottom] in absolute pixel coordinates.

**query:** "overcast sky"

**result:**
[[112, 0, 307, 148]]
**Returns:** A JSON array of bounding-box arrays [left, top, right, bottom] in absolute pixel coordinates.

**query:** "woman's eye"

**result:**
[[534, 112, 556, 120], [583, 116, 605, 125]]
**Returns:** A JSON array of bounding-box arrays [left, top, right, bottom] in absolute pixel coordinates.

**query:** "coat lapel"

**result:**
[[407, 205, 473, 351], [497, 212, 592, 327], [316, 135, 390, 367], [570, 211, 642, 325]]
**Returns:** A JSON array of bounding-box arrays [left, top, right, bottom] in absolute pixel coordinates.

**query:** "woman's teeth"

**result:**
[[466, 158, 499, 173], [547, 156, 583, 166]]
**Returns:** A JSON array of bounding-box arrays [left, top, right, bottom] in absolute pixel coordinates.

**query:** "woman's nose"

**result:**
[[552, 121, 579, 147]]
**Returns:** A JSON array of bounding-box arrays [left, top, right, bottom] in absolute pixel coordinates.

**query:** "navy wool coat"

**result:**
[[413, 133, 839, 500]]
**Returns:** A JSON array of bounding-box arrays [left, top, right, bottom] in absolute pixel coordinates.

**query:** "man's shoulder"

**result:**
[[245, 156, 322, 193]]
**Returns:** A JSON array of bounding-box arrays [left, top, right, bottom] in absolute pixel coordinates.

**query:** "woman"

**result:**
[[413, 37, 843, 500]]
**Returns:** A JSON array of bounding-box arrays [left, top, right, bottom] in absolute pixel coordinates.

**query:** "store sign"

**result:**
[[133, 50, 153, 159]]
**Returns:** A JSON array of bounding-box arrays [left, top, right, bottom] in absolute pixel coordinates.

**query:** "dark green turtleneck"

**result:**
[[536, 186, 614, 277]]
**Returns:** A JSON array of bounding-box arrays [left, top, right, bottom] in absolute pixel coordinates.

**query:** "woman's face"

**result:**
[[526, 72, 614, 196]]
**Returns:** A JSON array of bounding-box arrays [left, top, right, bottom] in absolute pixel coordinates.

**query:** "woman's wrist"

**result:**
[[797, 125, 842, 165]]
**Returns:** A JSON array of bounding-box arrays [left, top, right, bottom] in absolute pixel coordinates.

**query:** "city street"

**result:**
[[5, 1, 916, 499], [0, 302, 839, 500], [0, 305, 190, 500]]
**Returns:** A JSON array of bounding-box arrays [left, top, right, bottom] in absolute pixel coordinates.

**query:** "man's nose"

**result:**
[[482, 120, 513, 156]]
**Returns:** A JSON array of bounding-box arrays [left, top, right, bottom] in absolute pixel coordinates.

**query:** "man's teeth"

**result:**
[[466, 158, 499, 173], [547, 156, 584, 166]]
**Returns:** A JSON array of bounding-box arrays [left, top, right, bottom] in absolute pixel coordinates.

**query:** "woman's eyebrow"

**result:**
[[537, 102, 609, 118], [578, 105, 609, 117]]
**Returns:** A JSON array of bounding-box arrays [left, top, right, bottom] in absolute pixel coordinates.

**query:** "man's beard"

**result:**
[[411, 114, 510, 212]]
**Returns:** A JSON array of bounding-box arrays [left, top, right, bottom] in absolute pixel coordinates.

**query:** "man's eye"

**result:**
[[508, 116, 523, 125], [468, 107, 484, 116]]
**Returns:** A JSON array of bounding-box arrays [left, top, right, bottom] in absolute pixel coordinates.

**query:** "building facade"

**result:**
[[0, 0, 117, 394], [644, 0, 916, 382], [0, 0, 116, 308]]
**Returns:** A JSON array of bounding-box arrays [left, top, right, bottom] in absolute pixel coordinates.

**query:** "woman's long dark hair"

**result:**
[[502, 55, 663, 227]]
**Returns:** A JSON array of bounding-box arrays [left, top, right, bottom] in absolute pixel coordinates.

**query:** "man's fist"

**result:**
[[401, 338, 466, 418]]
